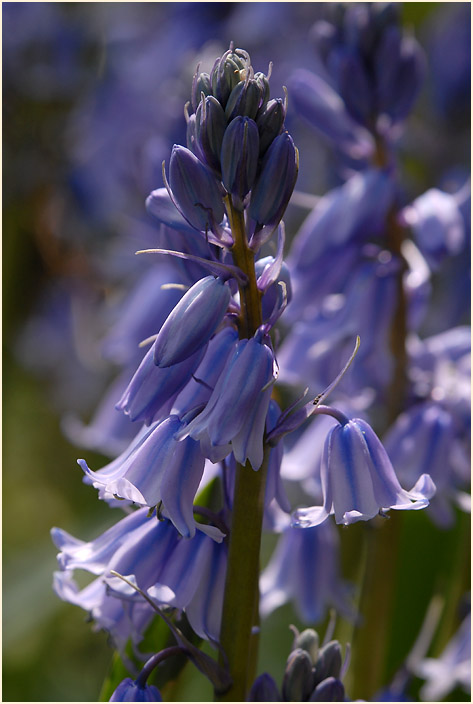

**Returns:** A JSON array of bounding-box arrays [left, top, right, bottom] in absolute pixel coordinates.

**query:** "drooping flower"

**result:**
[[260, 519, 354, 624], [52, 508, 227, 651], [177, 330, 276, 469], [293, 414, 435, 528], [78, 415, 215, 539]]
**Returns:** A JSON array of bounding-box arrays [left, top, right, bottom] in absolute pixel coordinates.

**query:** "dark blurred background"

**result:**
[[3, 3, 470, 701]]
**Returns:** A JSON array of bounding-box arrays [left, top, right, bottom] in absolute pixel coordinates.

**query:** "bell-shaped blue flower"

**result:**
[[153, 276, 231, 368], [52, 509, 226, 652], [171, 326, 239, 418], [177, 332, 276, 469], [78, 415, 214, 539], [116, 342, 207, 425], [293, 416, 436, 528], [260, 520, 354, 624], [383, 401, 470, 528], [110, 677, 162, 701]]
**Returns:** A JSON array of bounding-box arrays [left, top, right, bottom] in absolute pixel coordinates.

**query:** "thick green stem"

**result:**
[[215, 198, 268, 701]]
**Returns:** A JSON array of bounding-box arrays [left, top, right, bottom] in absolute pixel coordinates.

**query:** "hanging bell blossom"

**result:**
[[260, 520, 354, 624], [171, 325, 239, 418], [153, 276, 231, 368], [399, 187, 466, 271], [109, 677, 162, 702], [116, 342, 207, 426], [78, 415, 217, 540], [383, 401, 470, 528], [293, 413, 436, 528], [176, 331, 276, 469], [52, 509, 226, 653]]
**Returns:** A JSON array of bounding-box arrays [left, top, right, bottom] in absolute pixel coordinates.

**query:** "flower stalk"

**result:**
[[216, 198, 268, 701]]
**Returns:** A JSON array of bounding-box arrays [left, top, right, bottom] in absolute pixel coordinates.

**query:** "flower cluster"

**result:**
[[44, 8, 470, 703]]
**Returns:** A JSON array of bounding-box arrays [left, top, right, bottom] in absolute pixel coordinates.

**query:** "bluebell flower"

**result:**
[[260, 519, 354, 624], [78, 415, 215, 539], [293, 416, 435, 528], [52, 508, 226, 650], [171, 325, 239, 417], [383, 401, 470, 528], [414, 612, 470, 701], [110, 677, 162, 702], [116, 342, 207, 425], [399, 187, 466, 271], [177, 332, 276, 469], [153, 275, 231, 367], [63, 370, 139, 458]]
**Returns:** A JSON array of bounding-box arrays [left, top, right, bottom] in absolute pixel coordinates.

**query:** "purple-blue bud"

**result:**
[[256, 98, 286, 154], [221, 116, 259, 206], [168, 145, 225, 233], [249, 132, 298, 229], [195, 95, 227, 173], [309, 677, 345, 702], [109, 677, 162, 702], [225, 79, 263, 121], [247, 673, 281, 701], [154, 276, 231, 368], [282, 648, 315, 702]]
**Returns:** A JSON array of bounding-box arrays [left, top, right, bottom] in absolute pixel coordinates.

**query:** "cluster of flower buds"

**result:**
[[149, 44, 298, 249], [248, 627, 348, 701]]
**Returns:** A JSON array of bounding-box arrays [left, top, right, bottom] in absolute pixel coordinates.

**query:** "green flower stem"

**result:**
[[215, 198, 268, 701], [225, 196, 262, 336]]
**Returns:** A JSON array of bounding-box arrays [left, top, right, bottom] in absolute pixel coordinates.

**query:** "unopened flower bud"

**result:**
[[313, 641, 342, 686], [195, 95, 227, 172], [249, 132, 298, 229], [282, 648, 315, 702], [225, 79, 262, 121], [109, 677, 162, 701], [168, 145, 225, 233], [256, 98, 286, 154], [247, 673, 281, 702], [254, 71, 271, 111], [309, 676, 345, 702], [191, 70, 212, 111], [291, 628, 320, 664], [221, 116, 259, 206], [154, 276, 231, 367], [211, 50, 247, 107]]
